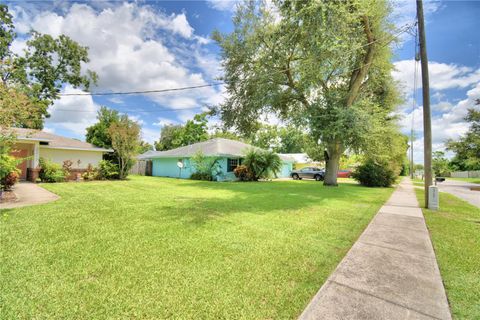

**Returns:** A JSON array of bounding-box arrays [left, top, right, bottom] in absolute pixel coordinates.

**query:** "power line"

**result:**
[[52, 105, 209, 114], [53, 22, 414, 115], [58, 22, 414, 98], [59, 83, 224, 96]]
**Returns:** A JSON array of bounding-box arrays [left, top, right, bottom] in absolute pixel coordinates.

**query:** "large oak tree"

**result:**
[[0, 4, 97, 129], [214, 0, 402, 185]]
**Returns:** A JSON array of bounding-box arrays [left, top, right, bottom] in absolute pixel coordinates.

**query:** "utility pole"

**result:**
[[416, 0, 432, 208]]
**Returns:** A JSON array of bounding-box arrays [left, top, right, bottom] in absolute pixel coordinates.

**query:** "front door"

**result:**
[[10, 149, 29, 180]]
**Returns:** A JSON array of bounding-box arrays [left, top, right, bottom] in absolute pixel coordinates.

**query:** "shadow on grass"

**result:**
[[2, 177, 393, 228]]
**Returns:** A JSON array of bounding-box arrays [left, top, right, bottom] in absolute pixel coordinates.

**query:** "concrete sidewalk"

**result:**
[[299, 178, 451, 320], [0, 182, 59, 210]]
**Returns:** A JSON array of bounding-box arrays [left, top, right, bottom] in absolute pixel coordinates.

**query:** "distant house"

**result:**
[[278, 153, 323, 170], [139, 138, 294, 181], [8, 128, 112, 181]]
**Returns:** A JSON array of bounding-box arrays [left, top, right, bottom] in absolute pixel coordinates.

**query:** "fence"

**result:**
[[129, 160, 152, 176], [450, 170, 480, 178]]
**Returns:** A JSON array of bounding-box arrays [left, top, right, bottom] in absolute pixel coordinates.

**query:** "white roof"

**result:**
[[139, 138, 294, 161], [278, 153, 312, 163], [8, 127, 113, 152]]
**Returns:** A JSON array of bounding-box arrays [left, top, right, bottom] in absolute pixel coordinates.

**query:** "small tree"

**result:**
[[242, 149, 282, 181], [108, 115, 140, 180], [190, 151, 220, 181], [432, 151, 450, 177]]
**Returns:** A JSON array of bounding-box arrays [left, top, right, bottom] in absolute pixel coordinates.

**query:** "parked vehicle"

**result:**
[[291, 167, 325, 181], [337, 170, 352, 178]]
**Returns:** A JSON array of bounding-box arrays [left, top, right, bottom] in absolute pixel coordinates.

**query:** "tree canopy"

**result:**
[[447, 103, 480, 171], [0, 4, 97, 129], [214, 0, 402, 185], [109, 115, 141, 179], [154, 112, 210, 151]]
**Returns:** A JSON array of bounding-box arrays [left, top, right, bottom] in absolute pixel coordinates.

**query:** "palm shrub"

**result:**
[[242, 148, 282, 181], [351, 159, 396, 187], [190, 151, 220, 181]]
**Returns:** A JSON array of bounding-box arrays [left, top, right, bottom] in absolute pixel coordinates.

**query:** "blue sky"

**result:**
[[6, 0, 480, 163]]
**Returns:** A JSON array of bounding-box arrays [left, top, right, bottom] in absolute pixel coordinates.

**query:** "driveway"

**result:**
[[0, 182, 59, 209], [437, 179, 480, 208]]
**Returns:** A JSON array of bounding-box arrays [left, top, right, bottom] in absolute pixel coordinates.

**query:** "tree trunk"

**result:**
[[323, 142, 343, 186]]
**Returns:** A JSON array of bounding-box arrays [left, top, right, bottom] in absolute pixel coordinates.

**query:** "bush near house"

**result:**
[[0, 154, 21, 190], [233, 165, 253, 181], [97, 160, 119, 180], [82, 164, 98, 181], [190, 151, 220, 181], [240, 149, 282, 181], [39, 158, 67, 182], [351, 159, 396, 187]]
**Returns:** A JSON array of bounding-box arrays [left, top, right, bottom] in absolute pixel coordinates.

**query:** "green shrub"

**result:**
[[190, 151, 220, 181], [39, 158, 67, 182], [82, 164, 98, 181], [242, 149, 282, 181], [97, 160, 119, 180], [351, 159, 397, 187], [0, 154, 21, 190], [190, 172, 213, 181]]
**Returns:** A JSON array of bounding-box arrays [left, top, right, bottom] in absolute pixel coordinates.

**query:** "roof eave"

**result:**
[[39, 145, 113, 152]]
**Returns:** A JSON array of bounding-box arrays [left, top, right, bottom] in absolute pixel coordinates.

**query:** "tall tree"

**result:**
[[214, 0, 400, 185], [154, 112, 210, 151], [137, 141, 154, 154], [109, 115, 140, 179], [86, 107, 120, 149], [446, 103, 480, 170], [0, 4, 97, 129]]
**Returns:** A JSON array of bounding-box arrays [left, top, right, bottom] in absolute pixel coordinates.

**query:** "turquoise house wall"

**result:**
[[151, 157, 237, 181], [279, 162, 293, 178], [151, 157, 292, 180], [152, 158, 193, 179]]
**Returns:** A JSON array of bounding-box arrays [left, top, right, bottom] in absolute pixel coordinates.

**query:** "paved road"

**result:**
[[299, 178, 451, 320], [437, 179, 480, 208], [0, 182, 59, 209]]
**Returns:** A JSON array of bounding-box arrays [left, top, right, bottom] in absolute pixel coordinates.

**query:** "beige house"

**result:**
[[9, 128, 112, 181]]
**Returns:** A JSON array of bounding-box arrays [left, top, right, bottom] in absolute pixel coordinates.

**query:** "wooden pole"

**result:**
[[416, 0, 432, 208]]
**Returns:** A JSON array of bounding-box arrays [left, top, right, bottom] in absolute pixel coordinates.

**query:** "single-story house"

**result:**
[[8, 128, 112, 181], [139, 138, 294, 181]]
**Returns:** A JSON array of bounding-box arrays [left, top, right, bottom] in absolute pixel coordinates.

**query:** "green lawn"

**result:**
[[416, 190, 480, 319], [448, 177, 480, 184], [1, 176, 393, 319]]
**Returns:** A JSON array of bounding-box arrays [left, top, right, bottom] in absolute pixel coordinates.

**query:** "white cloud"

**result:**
[[401, 82, 480, 163], [393, 60, 480, 93], [206, 0, 238, 12], [11, 2, 224, 117], [141, 127, 160, 144], [153, 117, 178, 127], [391, 0, 443, 28], [45, 85, 99, 138]]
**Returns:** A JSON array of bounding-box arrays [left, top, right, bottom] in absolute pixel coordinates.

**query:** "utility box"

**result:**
[[428, 185, 439, 210]]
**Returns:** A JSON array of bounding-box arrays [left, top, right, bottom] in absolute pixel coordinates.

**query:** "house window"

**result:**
[[227, 158, 239, 172]]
